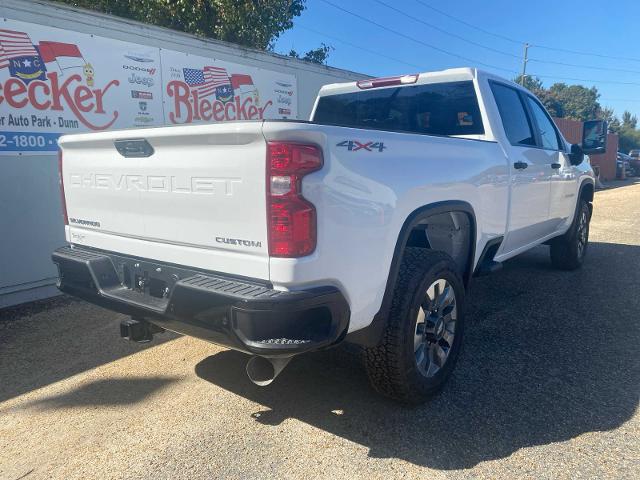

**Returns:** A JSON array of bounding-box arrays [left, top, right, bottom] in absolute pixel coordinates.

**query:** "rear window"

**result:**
[[313, 81, 484, 136]]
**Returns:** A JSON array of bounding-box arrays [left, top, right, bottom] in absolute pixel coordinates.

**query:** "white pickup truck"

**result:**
[[53, 68, 606, 403]]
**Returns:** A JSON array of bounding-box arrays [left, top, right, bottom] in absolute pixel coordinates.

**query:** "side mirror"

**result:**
[[569, 143, 585, 166], [582, 119, 607, 154]]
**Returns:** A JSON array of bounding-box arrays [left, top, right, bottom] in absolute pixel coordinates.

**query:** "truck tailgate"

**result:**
[[59, 122, 269, 279]]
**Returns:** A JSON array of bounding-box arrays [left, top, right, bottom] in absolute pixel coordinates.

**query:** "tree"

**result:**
[[288, 43, 333, 65], [622, 110, 638, 129], [600, 106, 621, 134], [618, 126, 640, 153], [514, 76, 601, 121], [536, 89, 564, 118], [513, 76, 640, 151], [513, 75, 563, 117], [59, 0, 306, 50], [547, 83, 601, 121], [617, 111, 640, 152], [514, 74, 544, 93]]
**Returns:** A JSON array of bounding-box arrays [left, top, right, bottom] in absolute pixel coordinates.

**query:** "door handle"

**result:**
[[513, 161, 528, 170], [551, 163, 561, 169]]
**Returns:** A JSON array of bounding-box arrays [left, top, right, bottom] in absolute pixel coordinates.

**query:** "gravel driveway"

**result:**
[[1, 181, 639, 480]]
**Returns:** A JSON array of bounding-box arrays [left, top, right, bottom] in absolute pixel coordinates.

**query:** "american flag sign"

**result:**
[[183, 66, 232, 98], [0, 29, 39, 69]]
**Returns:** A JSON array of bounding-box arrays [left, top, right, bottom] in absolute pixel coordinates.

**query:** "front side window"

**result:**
[[526, 96, 560, 150], [490, 82, 535, 146], [313, 80, 484, 136]]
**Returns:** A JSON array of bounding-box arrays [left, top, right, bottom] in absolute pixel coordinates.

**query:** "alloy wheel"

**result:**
[[577, 209, 589, 259], [414, 278, 457, 378]]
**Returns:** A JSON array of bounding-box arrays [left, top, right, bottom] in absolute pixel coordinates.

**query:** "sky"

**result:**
[[274, 0, 640, 120]]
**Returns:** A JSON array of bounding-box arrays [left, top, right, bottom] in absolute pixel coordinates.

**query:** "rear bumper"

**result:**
[[52, 246, 350, 356]]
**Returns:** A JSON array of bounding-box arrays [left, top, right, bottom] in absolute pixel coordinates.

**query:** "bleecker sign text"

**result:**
[[0, 18, 296, 155], [167, 80, 273, 124], [0, 73, 119, 130]]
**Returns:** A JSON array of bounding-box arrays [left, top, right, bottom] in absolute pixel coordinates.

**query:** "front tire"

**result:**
[[550, 198, 591, 270], [364, 248, 465, 404]]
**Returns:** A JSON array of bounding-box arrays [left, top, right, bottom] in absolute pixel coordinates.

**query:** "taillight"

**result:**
[[267, 142, 323, 257], [356, 74, 419, 89], [58, 150, 68, 225]]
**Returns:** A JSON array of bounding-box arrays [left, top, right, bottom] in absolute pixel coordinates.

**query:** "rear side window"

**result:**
[[313, 81, 484, 136], [490, 82, 535, 146]]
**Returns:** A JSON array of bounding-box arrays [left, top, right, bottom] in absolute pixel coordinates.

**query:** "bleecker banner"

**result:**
[[0, 20, 298, 155], [0, 19, 163, 154], [161, 50, 297, 125]]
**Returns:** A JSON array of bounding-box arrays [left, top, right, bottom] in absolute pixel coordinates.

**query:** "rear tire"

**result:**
[[550, 198, 591, 270], [364, 248, 465, 404]]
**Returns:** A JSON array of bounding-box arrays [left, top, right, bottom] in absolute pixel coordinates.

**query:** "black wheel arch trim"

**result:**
[[347, 200, 477, 347], [579, 178, 595, 202], [578, 178, 595, 217]]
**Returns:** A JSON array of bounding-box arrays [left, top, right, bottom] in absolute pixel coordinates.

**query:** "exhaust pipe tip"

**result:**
[[246, 355, 292, 386]]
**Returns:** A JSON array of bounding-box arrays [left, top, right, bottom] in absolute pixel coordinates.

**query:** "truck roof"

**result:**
[[316, 67, 525, 97]]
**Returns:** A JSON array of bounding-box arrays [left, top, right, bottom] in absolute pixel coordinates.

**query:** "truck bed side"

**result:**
[[262, 121, 509, 332]]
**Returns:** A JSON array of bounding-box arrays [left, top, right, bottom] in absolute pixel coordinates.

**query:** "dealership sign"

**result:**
[[0, 20, 297, 154], [161, 50, 296, 125]]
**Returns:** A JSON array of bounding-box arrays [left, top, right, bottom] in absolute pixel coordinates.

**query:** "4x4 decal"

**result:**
[[337, 140, 386, 152]]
